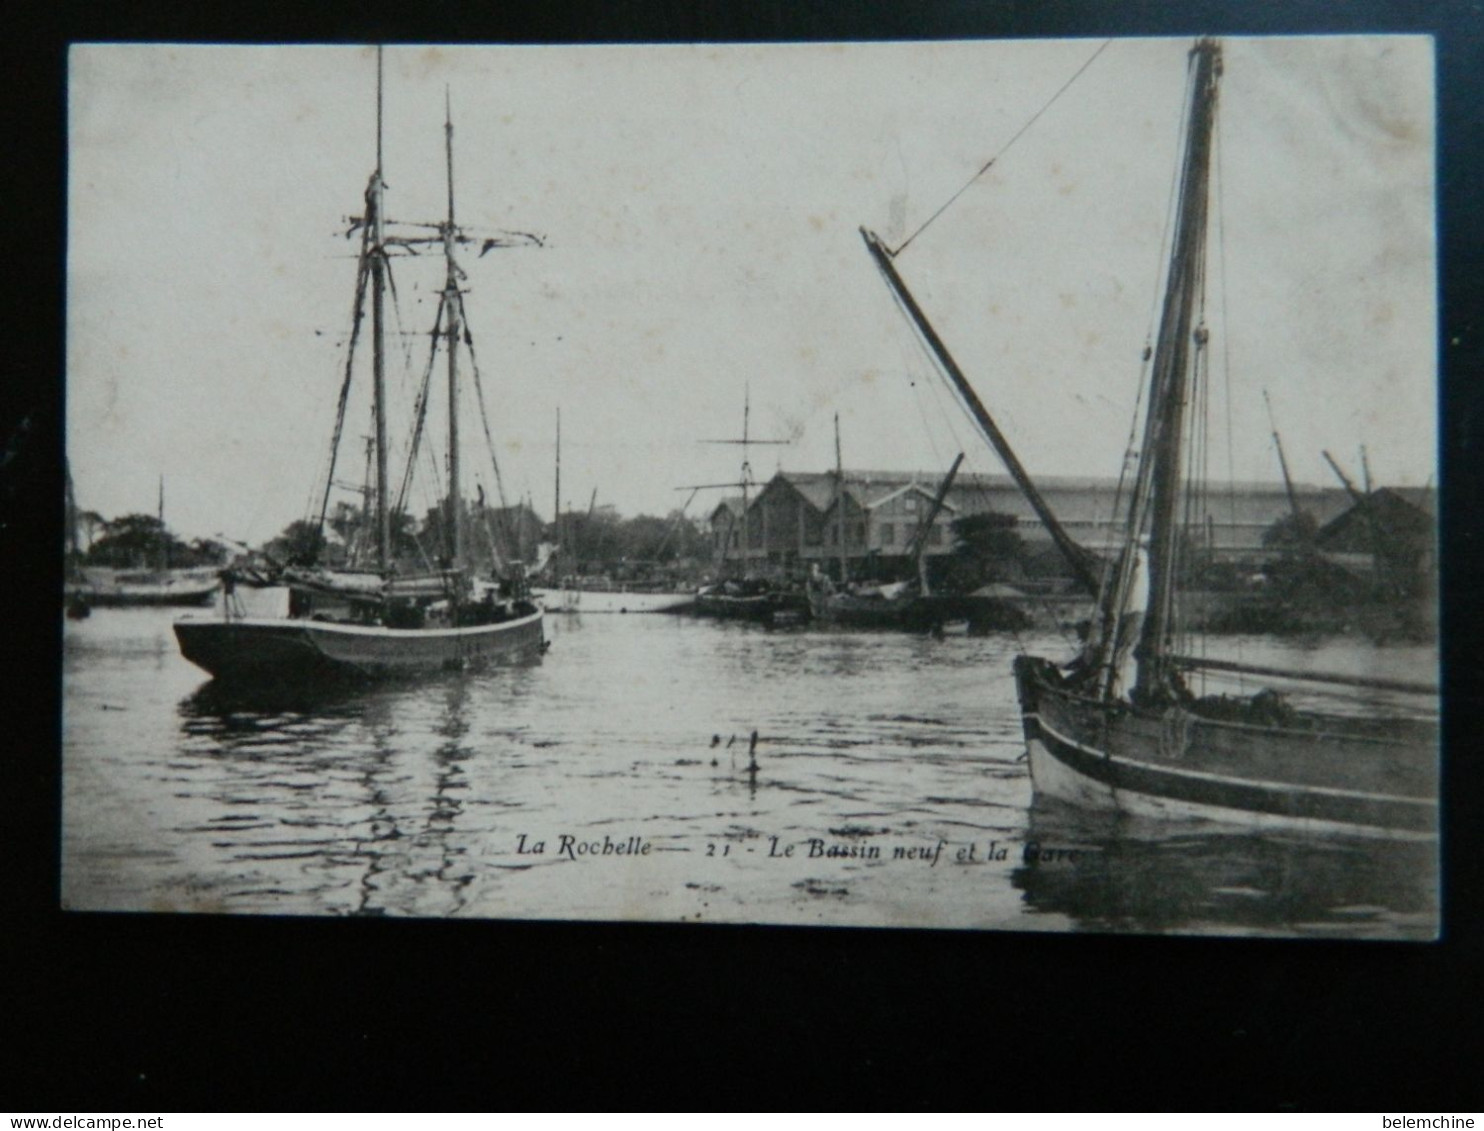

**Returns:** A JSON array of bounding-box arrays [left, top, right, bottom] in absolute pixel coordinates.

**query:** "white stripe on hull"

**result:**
[[533, 588, 691, 614], [1025, 731, 1434, 843], [1036, 713, 1437, 807], [175, 611, 544, 680]]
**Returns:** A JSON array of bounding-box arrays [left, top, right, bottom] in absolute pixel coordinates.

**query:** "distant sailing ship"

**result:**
[[689, 390, 810, 625], [175, 51, 543, 682], [67, 474, 218, 611], [863, 39, 1437, 839], [531, 410, 694, 614]]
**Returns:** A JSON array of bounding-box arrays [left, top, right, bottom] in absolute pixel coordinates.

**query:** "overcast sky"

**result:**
[[68, 37, 1436, 544]]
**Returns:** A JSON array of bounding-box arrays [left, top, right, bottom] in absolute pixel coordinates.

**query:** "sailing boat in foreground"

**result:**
[[175, 56, 543, 683], [865, 39, 1437, 840]]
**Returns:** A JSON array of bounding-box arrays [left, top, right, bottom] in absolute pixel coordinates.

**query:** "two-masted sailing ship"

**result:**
[[175, 55, 544, 683], [862, 39, 1437, 840], [690, 391, 811, 625]]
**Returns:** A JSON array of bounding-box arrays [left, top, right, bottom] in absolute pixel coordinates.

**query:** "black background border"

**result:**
[[6, 0, 1481, 1110]]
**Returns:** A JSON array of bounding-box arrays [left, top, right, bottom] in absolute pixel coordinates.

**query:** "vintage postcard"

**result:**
[[64, 38, 1438, 936]]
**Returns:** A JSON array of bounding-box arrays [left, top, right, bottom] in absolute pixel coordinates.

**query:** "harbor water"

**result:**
[[61, 607, 1439, 937]]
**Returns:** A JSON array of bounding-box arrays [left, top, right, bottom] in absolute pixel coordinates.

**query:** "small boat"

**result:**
[[807, 438, 1032, 634], [810, 581, 1025, 635], [534, 584, 695, 615], [67, 480, 222, 609], [530, 414, 694, 614], [176, 51, 544, 683], [693, 577, 810, 625], [862, 39, 1438, 841], [83, 568, 220, 608]]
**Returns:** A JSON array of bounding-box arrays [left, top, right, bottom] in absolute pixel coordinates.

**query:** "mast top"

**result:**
[[444, 85, 455, 227], [1190, 37, 1223, 70]]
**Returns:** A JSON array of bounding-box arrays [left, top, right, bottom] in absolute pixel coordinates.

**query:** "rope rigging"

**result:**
[[893, 38, 1112, 257], [394, 291, 447, 518], [313, 222, 374, 548], [459, 298, 517, 550]]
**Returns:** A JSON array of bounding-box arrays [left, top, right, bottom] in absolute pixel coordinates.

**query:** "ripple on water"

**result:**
[[59, 610, 1439, 936]]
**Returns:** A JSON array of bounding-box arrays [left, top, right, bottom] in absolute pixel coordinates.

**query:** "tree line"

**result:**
[[73, 512, 228, 570], [263, 500, 713, 580]]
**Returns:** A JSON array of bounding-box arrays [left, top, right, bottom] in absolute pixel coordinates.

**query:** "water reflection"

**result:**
[[1012, 801, 1439, 939], [60, 610, 1439, 934], [336, 679, 481, 918], [351, 695, 401, 916], [181, 676, 369, 722], [421, 677, 478, 916], [172, 675, 488, 916]]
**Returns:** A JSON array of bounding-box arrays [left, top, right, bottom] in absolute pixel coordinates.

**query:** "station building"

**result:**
[[706, 468, 1369, 580]]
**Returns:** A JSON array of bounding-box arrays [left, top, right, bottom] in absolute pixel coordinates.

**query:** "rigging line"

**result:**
[[459, 295, 516, 554], [394, 293, 447, 517], [916, 384, 950, 477], [473, 483, 505, 571], [406, 524, 435, 574], [386, 261, 425, 497], [315, 224, 375, 544], [459, 298, 510, 512], [306, 316, 365, 525], [884, 259, 1034, 536], [900, 341, 951, 471], [894, 38, 1113, 257], [884, 276, 990, 479], [1144, 52, 1195, 359], [887, 284, 1046, 592], [312, 234, 374, 530], [406, 370, 448, 529], [384, 260, 424, 407], [885, 282, 967, 480]]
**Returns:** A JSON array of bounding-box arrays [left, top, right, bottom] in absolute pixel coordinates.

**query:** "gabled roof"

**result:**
[[765, 469, 959, 513], [860, 481, 960, 514], [756, 471, 836, 512], [764, 467, 1341, 504], [1316, 487, 1436, 550], [1380, 486, 1436, 517], [709, 496, 745, 521]]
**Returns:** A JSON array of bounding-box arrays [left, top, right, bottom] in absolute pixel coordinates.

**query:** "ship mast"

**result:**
[[833, 415, 846, 583], [741, 387, 752, 574], [1131, 39, 1222, 701], [157, 475, 167, 572], [695, 388, 788, 577], [442, 89, 464, 573], [370, 47, 392, 572]]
